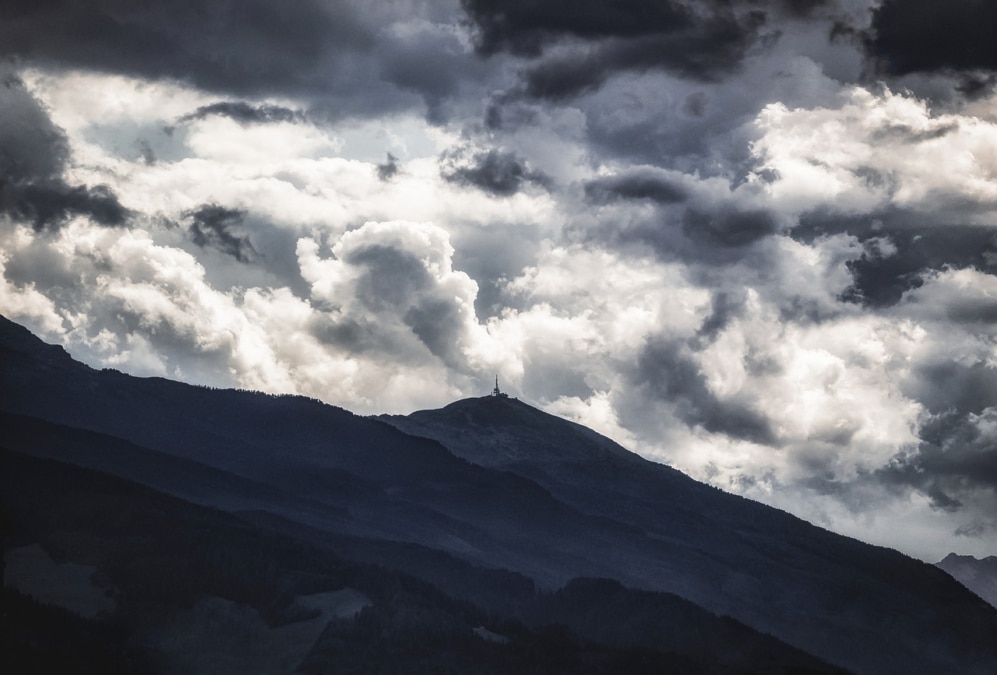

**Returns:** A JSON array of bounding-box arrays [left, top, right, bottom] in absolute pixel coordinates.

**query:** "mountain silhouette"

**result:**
[[2, 314, 996, 674], [938, 553, 997, 609]]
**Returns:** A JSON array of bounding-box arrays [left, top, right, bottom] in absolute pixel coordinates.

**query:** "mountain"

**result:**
[[2, 313, 996, 674], [383, 399, 997, 675], [938, 553, 997, 608]]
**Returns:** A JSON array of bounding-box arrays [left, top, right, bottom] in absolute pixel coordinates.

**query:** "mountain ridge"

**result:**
[[937, 552, 997, 609], [3, 314, 997, 674], [381, 394, 644, 467]]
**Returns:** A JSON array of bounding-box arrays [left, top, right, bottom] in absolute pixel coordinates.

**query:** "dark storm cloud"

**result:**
[[2, 183, 129, 230], [956, 73, 997, 99], [178, 101, 307, 125], [0, 72, 67, 179], [586, 200, 782, 269], [0, 71, 127, 230], [376, 153, 400, 182], [0, 0, 486, 122], [910, 361, 997, 419], [441, 148, 550, 196], [461, 0, 693, 56], [482, 96, 543, 132], [778, 0, 833, 18], [682, 206, 780, 248], [635, 338, 776, 444], [943, 301, 997, 325], [872, 327, 997, 523], [0, 0, 371, 97], [871, 121, 960, 144], [374, 20, 496, 124], [520, 17, 766, 100], [183, 204, 258, 263], [868, 0, 997, 77], [878, 409, 997, 512], [461, 0, 834, 56], [682, 91, 708, 117], [462, 0, 776, 100], [840, 246, 924, 308], [584, 169, 688, 205], [694, 290, 747, 345], [796, 208, 997, 308], [874, 360, 997, 522]]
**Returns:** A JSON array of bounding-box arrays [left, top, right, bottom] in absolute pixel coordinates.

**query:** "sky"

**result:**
[[2, 0, 996, 562]]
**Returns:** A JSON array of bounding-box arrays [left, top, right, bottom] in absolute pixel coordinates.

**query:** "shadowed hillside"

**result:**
[[3, 314, 997, 674]]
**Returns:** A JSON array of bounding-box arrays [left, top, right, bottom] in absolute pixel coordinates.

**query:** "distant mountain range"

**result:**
[[2, 313, 996, 674], [937, 553, 997, 609]]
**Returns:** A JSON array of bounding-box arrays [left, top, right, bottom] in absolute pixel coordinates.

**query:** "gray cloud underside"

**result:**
[[183, 204, 258, 263], [178, 101, 307, 126], [441, 148, 550, 196], [0, 0, 493, 122], [634, 337, 777, 445], [0, 0, 370, 94], [795, 208, 997, 307], [0, 72, 128, 229]]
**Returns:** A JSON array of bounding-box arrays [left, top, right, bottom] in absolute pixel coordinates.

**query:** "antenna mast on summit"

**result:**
[[491, 375, 506, 397]]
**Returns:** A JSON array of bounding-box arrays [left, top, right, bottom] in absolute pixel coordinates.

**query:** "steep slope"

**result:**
[[0, 317, 656, 588], [383, 395, 997, 675], [519, 578, 845, 675], [938, 553, 997, 608], [0, 319, 848, 674], [5, 446, 841, 674]]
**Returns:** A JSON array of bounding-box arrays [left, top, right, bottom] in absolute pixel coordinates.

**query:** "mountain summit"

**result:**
[[381, 394, 637, 467], [3, 314, 997, 674]]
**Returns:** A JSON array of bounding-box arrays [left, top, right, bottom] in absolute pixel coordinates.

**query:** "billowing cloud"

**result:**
[[751, 86, 997, 217], [297, 220, 491, 371], [0, 218, 495, 411]]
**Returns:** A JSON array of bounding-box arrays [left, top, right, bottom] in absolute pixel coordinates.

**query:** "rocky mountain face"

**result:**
[[937, 553, 997, 609], [3, 314, 997, 674]]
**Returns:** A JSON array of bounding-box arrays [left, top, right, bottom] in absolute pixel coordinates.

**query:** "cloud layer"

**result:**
[[2, 0, 996, 562]]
